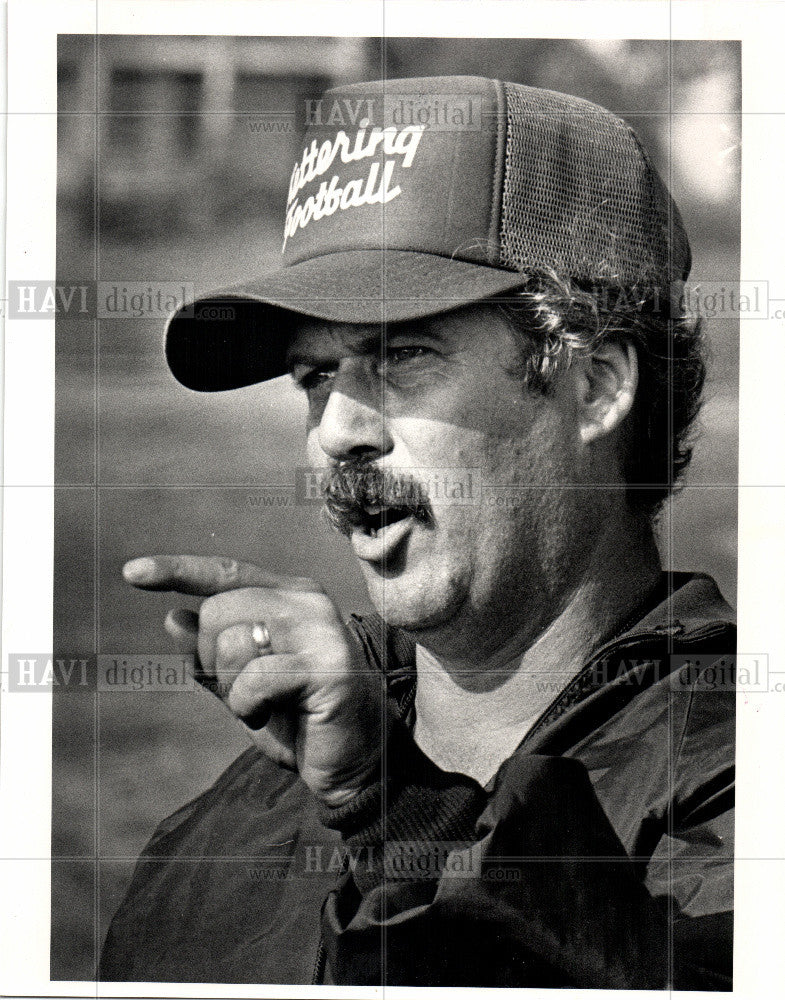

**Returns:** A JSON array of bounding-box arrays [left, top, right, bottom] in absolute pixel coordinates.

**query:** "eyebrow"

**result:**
[[286, 330, 379, 370], [286, 321, 443, 370]]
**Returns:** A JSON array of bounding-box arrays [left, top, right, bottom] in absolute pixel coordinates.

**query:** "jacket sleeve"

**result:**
[[319, 712, 734, 988]]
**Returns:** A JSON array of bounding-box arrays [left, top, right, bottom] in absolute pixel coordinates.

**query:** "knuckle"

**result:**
[[214, 557, 242, 587], [238, 586, 273, 609], [268, 610, 295, 633], [215, 627, 240, 661], [294, 590, 335, 618], [198, 596, 219, 631], [289, 651, 313, 673], [316, 643, 351, 676], [225, 684, 246, 718]]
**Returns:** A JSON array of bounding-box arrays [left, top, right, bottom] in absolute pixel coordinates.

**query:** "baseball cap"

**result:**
[[165, 75, 691, 391]]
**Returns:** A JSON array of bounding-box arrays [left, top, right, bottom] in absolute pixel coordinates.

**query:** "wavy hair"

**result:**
[[491, 269, 707, 513]]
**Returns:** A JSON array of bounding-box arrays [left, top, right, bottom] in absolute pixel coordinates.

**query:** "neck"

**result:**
[[412, 511, 662, 785]]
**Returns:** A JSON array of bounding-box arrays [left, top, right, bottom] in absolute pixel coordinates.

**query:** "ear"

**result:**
[[573, 340, 638, 446]]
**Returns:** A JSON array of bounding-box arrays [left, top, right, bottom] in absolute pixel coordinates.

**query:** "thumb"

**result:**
[[165, 608, 199, 654], [165, 608, 215, 688]]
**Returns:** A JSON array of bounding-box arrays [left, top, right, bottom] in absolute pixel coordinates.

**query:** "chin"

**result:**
[[362, 562, 468, 634]]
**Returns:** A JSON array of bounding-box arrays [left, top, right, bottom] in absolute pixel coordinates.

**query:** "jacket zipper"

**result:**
[[311, 936, 327, 984]]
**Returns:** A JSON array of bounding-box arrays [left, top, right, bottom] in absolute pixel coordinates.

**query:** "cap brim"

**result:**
[[165, 249, 527, 391]]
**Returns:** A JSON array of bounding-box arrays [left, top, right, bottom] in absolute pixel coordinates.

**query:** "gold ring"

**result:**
[[250, 621, 273, 657]]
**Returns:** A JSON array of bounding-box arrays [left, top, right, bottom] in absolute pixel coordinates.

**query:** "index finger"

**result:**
[[122, 555, 319, 596]]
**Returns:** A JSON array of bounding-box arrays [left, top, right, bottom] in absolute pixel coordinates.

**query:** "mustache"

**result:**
[[320, 462, 434, 537]]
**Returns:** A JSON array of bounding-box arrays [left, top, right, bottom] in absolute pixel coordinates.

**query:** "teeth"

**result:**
[[358, 503, 411, 538]]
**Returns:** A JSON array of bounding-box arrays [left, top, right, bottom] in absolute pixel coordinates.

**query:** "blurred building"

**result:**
[[57, 35, 375, 239], [383, 37, 741, 239], [58, 36, 739, 244]]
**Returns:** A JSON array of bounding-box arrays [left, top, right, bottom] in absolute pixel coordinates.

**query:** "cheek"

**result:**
[[392, 418, 495, 470], [448, 417, 580, 561], [487, 406, 576, 483]]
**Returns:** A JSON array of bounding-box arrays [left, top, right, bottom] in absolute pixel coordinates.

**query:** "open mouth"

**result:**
[[349, 503, 419, 566], [359, 504, 412, 537]]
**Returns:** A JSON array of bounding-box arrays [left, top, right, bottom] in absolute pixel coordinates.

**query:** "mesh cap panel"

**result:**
[[500, 82, 690, 290]]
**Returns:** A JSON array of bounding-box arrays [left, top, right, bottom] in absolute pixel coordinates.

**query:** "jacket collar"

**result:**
[[618, 571, 735, 639]]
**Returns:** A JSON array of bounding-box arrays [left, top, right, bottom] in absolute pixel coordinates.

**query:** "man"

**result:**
[[100, 76, 735, 989]]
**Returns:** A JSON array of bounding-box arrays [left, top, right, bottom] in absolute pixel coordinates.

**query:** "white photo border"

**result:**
[[2, 1, 783, 997]]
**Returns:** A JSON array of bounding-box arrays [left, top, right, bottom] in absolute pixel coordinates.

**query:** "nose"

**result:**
[[315, 363, 393, 462]]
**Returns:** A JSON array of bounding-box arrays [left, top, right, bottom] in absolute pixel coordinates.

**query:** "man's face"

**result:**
[[288, 304, 600, 657]]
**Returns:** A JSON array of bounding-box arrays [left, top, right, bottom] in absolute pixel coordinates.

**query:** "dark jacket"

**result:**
[[100, 571, 735, 988]]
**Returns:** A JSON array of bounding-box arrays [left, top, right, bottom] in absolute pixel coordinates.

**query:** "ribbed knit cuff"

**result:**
[[319, 721, 486, 893]]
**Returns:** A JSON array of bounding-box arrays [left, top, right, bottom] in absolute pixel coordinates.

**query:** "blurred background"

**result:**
[[53, 35, 740, 980]]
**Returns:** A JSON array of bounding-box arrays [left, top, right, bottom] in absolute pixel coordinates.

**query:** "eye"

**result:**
[[377, 345, 432, 376], [291, 366, 336, 393], [390, 345, 429, 362]]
